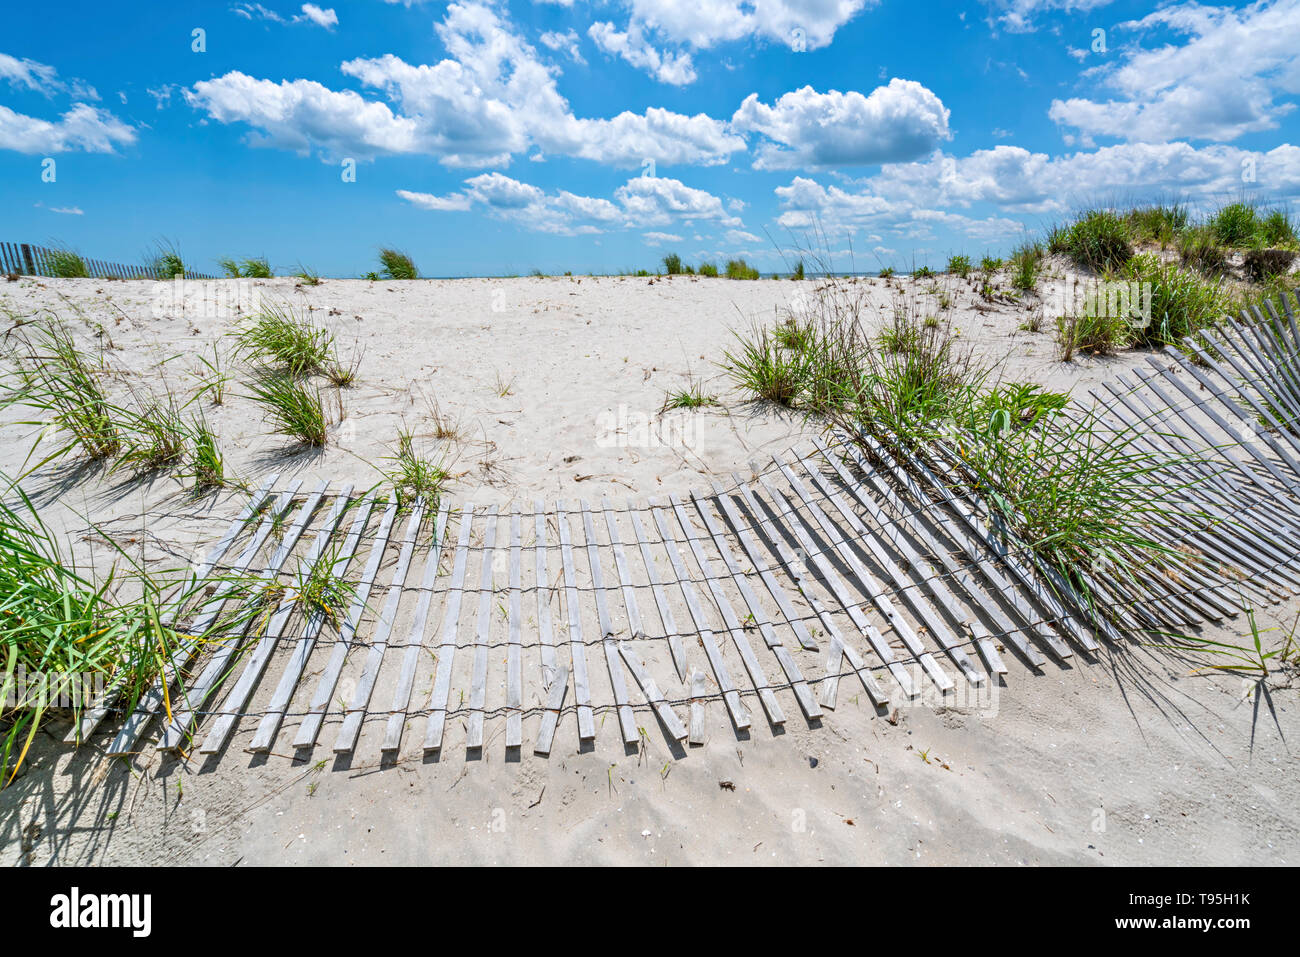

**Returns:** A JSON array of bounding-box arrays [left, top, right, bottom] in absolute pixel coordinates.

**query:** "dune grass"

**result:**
[[147, 241, 186, 280], [1049, 210, 1134, 273], [385, 430, 450, 511], [219, 256, 274, 279], [236, 303, 336, 377], [4, 321, 120, 463], [725, 258, 761, 280], [248, 373, 328, 446], [661, 381, 719, 411], [46, 248, 89, 279], [378, 248, 418, 280], [0, 479, 255, 784]]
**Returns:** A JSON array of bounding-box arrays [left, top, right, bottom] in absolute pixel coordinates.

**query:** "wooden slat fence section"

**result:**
[[58, 295, 1300, 765], [1, 242, 216, 279]]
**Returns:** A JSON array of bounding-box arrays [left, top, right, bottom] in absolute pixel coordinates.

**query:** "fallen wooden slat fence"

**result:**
[[57, 293, 1300, 765]]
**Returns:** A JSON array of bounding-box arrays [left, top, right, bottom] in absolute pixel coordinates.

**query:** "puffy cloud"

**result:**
[[732, 80, 951, 169], [643, 231, 683, 244], [1049, 0, 1300, 144], [191, 3, 742, 168], [398, 172, 742, 235], [588, 22, 696, 85], [300, 4, 338, 29], [186, 73, 425, 161], [0, 102, 135, 154], [616, 175, 744, 227], [775, 141, 1300, 236], [589, 0, 871, 83], [539, 28, 585, 64]]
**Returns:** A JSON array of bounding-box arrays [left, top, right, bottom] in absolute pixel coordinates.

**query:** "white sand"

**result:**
[[1, 272, 1296, 866]]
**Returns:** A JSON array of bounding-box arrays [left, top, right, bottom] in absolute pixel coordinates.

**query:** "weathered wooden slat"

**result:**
[[580, 500, 639, 745], [160, 481, 328, 752], [709, 481, 819, 652], [69, 475, 279, 744], [107, 480, 304, 757], [600, 497, 644, 639], [730, 475, 890, 707], [555, 501, 597, 740], [533, 501, 558, 688], [253, 495, 374, 752], [688, 669, 707, 745], [667, 494, 785, 726], [466, 506, 499, 750], [380, 501, 451, 753], [823, 439, 1046, 668], [199, 484, 354, 754], [627, 502, 688, 681], [295, 500, 399, 750], [506, 507, 524, 749], [756, 474, 919, 698], [423, 504, 476, 752], [332, 501, 427, 754], [618, 641, 688, 742], [647, 497, 751, 730], [533, 664, 569, 757], [797, 447, 985, 686], [688, 490, 821, 720]]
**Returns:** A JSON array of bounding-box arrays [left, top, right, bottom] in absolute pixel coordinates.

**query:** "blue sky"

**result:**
[[2, 0, 1299, 276]]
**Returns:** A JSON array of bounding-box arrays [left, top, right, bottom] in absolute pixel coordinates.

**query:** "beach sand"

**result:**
[[1, 272, 1296, 866]]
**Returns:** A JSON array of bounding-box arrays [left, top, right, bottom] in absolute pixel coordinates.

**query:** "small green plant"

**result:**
[[1123, 253, 1232, 347], [148, 241, 186, 280], [1056, 310, 1131, 361], [878, 266, 896, 278], [698, 261, 719, 277], [191, 342, 230, 405], [295, 265, 323, 286], [1259, 209, 1298, 247], [1123, 204, 1189, 245], [979, 256, 1002, 273], [114, 399, 190, 474], [791, 259, 805, 280], [236, 303, 336, 377], [946, 255, 971, 278], [662, 253, 683, 275], [46, 248, 89, 278], [242, 257, 274, 278], [378, 248, 418, 280], [725, 258, 760, 280], [1209, 202, 1259, 247], [183, 416, 226, 491], [248, 373, 328, 446], [1178, 228, 1227, 274], [722, 323, 812, 405], [1009, 242, 1043, 292], [4, 321, 120, 462], [1050, 210, 1133, 272], [384, 430, 450, 510], [913, 265, 935, 279], [293, 539, 359, 627], [661, 381, 719, 411]]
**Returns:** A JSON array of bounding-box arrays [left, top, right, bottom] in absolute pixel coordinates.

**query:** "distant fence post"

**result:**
[[20, 244, 36, 275]]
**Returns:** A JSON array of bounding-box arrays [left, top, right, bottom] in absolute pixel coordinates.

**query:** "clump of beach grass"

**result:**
[[384, 430, 450, 511], [1049, 210, 1134, 273], [378, 248, 418, 280], [0, 478, 256, 784], [725, 258, 761, 280], [46, 248, 89, 278], [236, 302, 336, 377], [248, 372, 328, 447]]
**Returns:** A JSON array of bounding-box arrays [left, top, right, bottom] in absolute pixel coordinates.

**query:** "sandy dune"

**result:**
[[0, 273, 1296, 866]]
